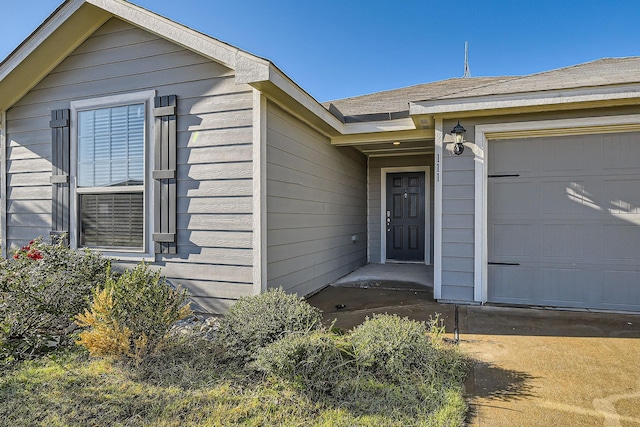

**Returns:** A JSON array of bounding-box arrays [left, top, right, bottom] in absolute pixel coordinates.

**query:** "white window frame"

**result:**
[[70, 90, 156, 260]]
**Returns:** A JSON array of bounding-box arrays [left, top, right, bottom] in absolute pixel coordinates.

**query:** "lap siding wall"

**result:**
[[266, 102, 367, 296], [5, 18, 255, 313]]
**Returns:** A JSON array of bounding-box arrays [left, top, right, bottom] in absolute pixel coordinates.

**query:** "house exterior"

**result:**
[[2, 0, 640, 313]]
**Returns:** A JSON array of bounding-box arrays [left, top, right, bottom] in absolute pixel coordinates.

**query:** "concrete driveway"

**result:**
[[307, 285, 640, 427]]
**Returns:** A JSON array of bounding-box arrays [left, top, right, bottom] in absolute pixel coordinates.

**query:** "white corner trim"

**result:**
[[0, 111, 6, 258], [409, 83, 640, 116], [473, 129, 487, 303], [380, 166, 431, 266], [473, 113, 640, 304], [433, 118, 443, 299], [252, 90, 267, 294], [366, 156, 371, 264]]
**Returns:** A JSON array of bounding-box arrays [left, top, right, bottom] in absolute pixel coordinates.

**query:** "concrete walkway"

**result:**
[[332, 262, 434, 289], [307, 283, 640, 427]]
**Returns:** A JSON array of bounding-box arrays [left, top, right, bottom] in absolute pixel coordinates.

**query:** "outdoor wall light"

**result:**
[[451, 121, 466, 155]]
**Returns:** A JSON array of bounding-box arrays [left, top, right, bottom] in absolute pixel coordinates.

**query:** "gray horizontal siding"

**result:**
[[5, 18, 254, 313], [440, 119, 476, 301], [266, 103, 367, 296]]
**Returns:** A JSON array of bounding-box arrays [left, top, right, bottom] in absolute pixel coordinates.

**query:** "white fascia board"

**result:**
[[239, 59, 418, 138], [87, 0, 240, 69], [235, 52, 271, 84], [268, 65, 345, 133], [409, 83, 640, 116], [341, 117, 416, 135], [0, 0, 85, 81], [247, 62, 345, 134], [332, 128, 434, 146]]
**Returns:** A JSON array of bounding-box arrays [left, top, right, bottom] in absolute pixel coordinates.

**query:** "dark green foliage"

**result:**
[[0, 236, 108, 360], [217, 288, 323, 363]]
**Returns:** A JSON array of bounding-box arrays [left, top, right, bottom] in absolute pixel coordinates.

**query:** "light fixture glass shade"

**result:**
[[451, 121, 466, 155], [451, 121, 466, 141]]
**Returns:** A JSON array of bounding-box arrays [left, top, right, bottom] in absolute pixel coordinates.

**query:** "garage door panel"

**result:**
[[488, 131, 640, 311], [491, 223, 534, 258], [602, 178, 640, 214], [540, 268, 584, 303], [601, 270, 640, 307], [601, 224, 640, 261], [542, 136, 587, 173], [603, 133, 640, 171], [543, 180, 586, 215], [541, 224, 584, 260], [492, 181, 534, 215], [489, 265, 536, 302], [491, 139, 534, 174]]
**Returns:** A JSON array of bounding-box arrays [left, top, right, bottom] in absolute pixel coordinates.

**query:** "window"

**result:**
[[77, 104, 145, 248], [70, 91, 155, 254]]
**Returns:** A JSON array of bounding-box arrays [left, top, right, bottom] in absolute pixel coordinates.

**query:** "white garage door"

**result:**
[[488, 132, 640, 311]]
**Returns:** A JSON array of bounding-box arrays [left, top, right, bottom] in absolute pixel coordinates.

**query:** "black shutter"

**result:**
[[50, 108, 70, 243], [153, 95, 177, 254]]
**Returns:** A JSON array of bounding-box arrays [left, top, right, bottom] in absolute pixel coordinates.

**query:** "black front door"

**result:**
[[386, 172, 425, 261]]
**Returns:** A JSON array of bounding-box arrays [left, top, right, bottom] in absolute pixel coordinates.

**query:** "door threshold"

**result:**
[[385, 260, 426, 265]]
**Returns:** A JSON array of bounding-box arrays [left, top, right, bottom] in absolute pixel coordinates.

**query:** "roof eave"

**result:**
[[86, 0, 241, 69], [238, 60, 349, 136], [0, 0, 417, 140], [0, 0, 111, 112], [409, 83, 640, 118]]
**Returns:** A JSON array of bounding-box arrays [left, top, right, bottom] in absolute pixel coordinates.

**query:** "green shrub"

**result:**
[[254, 313, 468, 422], [217, 288, 323, 364], [0, 236, 108, 359], [350, 313, 438, 380], [76, 262, 192, 361], [253, 330, 352, 395]]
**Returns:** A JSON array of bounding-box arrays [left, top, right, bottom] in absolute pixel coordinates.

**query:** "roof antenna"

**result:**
[[463, 41, 471, 78]]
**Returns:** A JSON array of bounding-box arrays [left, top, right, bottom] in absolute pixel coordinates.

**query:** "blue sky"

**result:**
[[2, 0, 640, 102]]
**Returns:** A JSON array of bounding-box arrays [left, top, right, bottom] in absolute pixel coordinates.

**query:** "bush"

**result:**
[[254, 313, 468, 422], [253, 330, 351, 395], [76, 262, 192, 361], [0, 236, 108, 359], [217, 288, 323, 364], [350, 313, 438, 380]]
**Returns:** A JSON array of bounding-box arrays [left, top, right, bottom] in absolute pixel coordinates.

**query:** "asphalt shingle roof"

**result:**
[[324, 57, 640, 118]]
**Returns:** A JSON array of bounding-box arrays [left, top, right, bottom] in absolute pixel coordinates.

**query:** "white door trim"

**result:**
[[380, 166, 431, 265], [474, 114, 640, 304]]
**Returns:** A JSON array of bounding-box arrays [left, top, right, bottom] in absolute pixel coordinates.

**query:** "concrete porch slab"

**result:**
[[332, 262, 434, 290]]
